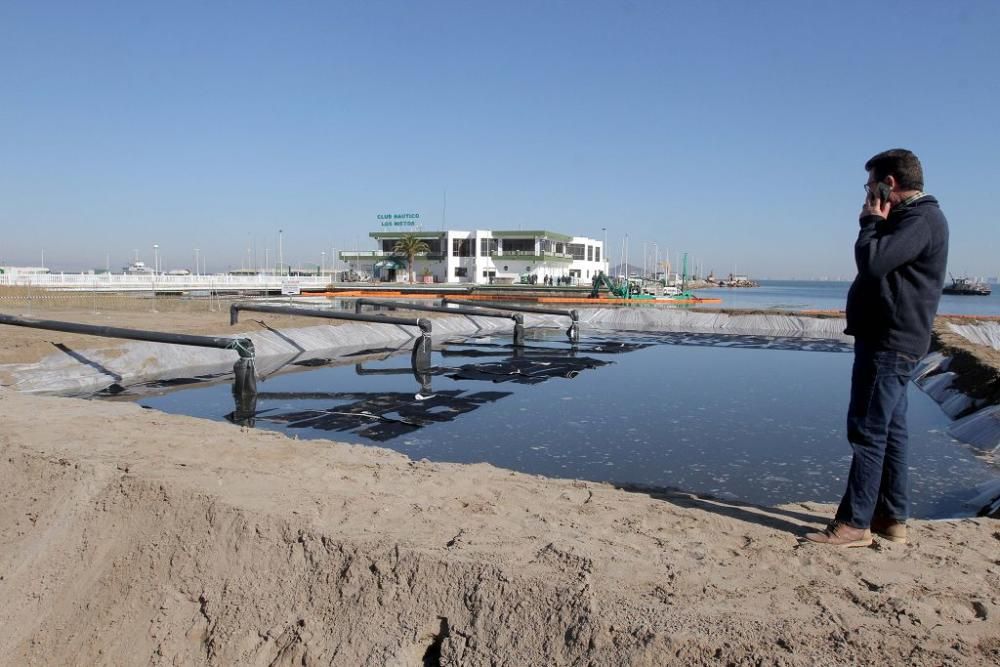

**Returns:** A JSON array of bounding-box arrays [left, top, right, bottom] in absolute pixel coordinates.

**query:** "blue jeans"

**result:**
[[835, 340, 920, 529]]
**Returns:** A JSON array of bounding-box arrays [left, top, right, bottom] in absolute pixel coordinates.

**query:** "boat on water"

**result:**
[[943, 275, 992, 296], [123, 260, 153, 275]]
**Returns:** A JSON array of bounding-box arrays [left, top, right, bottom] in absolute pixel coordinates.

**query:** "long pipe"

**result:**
[[439, 298, 579, 342], [229, 303, 432, 335], [354, 298, 524, 346], [230, 302, 432, 370], [0, 313, 255, 358], [440, 298, 578, 321], [354, 297, 516, 321]]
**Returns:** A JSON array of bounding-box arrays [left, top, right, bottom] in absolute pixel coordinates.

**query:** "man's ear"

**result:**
[[885, 174, 897, 191]]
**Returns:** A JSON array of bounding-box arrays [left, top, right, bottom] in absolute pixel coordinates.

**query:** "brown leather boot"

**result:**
[[871, 516, 908, 544], [804, 521, 873, 547]]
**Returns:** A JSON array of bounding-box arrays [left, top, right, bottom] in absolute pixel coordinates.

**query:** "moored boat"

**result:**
[[943, 275, 991, 296]]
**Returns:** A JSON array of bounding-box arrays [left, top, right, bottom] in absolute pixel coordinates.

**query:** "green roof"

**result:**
[[492, 230, 573, 242]]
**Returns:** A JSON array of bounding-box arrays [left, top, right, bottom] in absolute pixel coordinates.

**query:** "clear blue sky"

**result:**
[[1, 1, 997, 278]]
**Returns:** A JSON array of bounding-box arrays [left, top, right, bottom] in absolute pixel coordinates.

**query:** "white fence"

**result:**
[[0, 272, 332, 292]]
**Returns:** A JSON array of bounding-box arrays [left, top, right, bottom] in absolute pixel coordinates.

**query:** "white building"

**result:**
[[0, 266, 51, 278], [340, 229, 608, 285]]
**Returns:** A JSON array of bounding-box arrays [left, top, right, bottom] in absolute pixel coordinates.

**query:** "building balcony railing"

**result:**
[[339, 250, 445, 260], [491, 251, 575, 262]]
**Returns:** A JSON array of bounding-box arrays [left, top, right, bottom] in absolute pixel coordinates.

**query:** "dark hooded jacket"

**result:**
[[844, 195, 949, 357]]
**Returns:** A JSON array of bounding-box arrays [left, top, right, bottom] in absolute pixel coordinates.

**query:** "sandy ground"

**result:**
[[1, 299, 999, 665], [0, 296, 350, 366]]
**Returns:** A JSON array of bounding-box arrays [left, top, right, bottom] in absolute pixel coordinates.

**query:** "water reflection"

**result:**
[[141, 330, 997, 517], [252, 389, 513, 442], [604, 331, 853, 353], [225, 338, 612, 438]]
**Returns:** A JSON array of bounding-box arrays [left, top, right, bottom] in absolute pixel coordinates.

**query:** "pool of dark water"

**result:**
[[129, 330, 998, 518]]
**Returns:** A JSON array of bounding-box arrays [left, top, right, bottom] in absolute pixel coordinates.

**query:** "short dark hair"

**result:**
[[865, 149, 924, 190]]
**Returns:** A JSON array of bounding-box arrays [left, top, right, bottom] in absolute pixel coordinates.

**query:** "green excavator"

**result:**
[[589, 271, 653, 299]]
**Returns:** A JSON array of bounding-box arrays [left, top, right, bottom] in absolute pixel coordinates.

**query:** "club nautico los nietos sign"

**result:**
[[377, 213, 421, 228]]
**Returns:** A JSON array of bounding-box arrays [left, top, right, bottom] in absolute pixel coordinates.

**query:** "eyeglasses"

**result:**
[[864, 183, 876, 193]]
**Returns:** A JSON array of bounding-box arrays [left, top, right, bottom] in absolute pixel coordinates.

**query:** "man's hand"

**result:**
[[860, 194, 891, 220]]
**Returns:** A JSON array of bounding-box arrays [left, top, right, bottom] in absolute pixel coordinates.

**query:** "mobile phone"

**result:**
[[877, 182, 891, 202], [870, 181, 891, 204]]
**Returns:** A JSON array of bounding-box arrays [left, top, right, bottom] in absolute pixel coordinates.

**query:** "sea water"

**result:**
[[691, 280, 1000, 317], [131, 331, 998, 518]]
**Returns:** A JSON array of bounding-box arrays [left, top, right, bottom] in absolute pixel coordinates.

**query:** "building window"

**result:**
[[595, 247, 601, 263], [480, 238, 498, 256], [587, 246, 593, 261], [501, 238, 534, 253], [454, 267, 468, 277], [508, 239, 531, 253], [539, 239, 552, 253], [567, 243, 585, 260], [555, 242, 564, 254], [452, 239, 472, 257]]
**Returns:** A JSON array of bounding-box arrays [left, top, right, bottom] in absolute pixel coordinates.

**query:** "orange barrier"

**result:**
[[314, 294, 996, 317], [445, 294, 553, 302], [537, 297, 723, 305], [314, 290, 723, 305]]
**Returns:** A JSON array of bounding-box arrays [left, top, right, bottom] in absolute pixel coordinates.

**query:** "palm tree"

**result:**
[[392, 234, 430, 283]]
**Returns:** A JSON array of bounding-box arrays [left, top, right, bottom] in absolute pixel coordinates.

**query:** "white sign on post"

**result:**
[[281, 281, 301, 296]]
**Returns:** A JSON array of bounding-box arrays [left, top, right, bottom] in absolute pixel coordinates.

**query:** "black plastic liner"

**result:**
[[445, 355, 609, 384], [245, 390, 512, 441], [602, 331, 853, 353]]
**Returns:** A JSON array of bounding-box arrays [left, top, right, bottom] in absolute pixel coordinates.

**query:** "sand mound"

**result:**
[[2, 390, 998, 666]]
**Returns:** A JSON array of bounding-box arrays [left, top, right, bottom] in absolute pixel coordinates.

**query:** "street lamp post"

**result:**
[[321, 251, 326, 276], [153, 244, 159, 275], [194, 248, 200, 276], [624, 233, 629, 280], [601, 227, 607, 273], [278, 229, 284, 277]]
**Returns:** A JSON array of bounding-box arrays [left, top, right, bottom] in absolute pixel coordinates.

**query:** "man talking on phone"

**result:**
[[806, 148, 949, 547]]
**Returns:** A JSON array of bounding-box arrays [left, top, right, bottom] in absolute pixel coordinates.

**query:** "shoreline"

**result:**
[[1, 299, 998, 664]]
